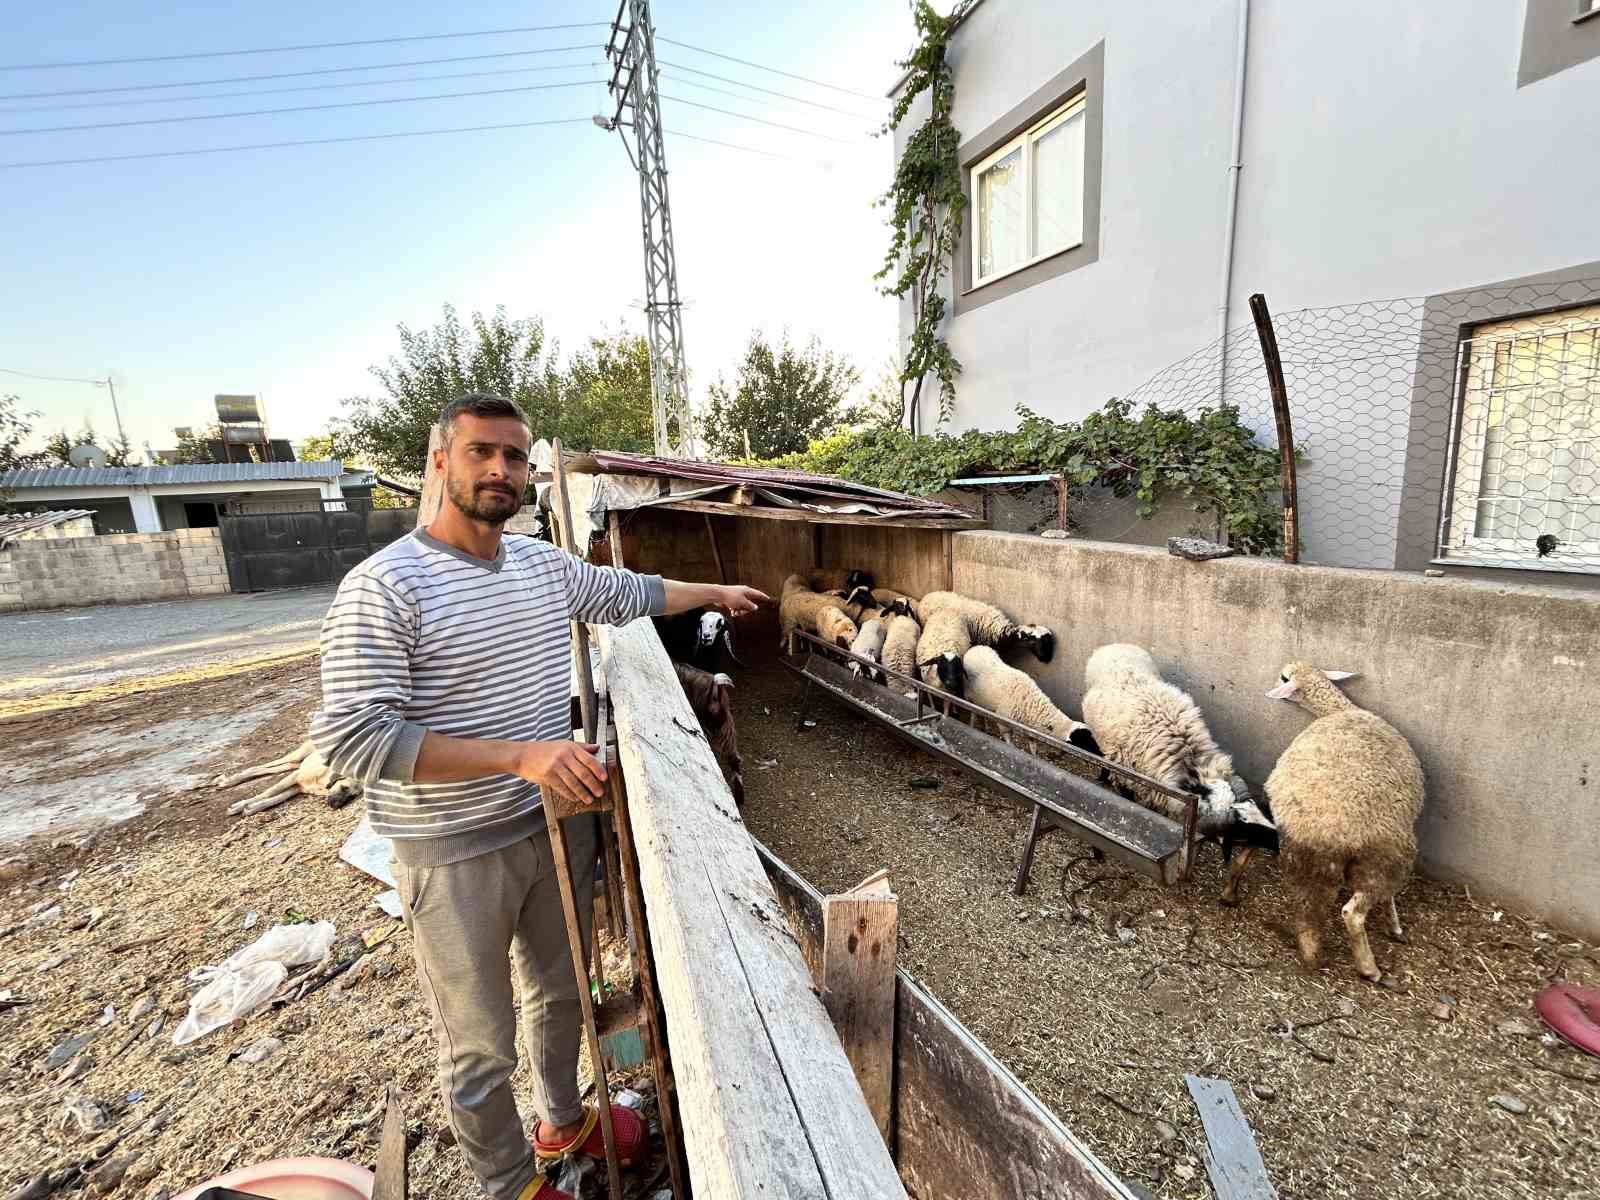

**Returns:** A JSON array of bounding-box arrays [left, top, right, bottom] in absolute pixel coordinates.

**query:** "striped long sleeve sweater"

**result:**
[[309, 527, 666, 867]]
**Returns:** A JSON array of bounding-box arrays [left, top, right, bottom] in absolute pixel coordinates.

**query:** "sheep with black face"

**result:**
[[913, 591, 1055, 663]]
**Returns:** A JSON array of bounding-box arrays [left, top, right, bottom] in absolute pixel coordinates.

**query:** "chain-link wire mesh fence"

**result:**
[[1121, 277, 1600, 574]]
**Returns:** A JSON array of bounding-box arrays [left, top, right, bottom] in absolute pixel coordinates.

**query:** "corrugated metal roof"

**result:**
[[569, 450, 972, 518], [0, 460, 344, 489], [0, 509, 94, 547]]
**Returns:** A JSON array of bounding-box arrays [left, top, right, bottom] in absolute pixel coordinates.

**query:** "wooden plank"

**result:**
[[822, 876, 898, 1145], [416, 426, 444, 528], [598, 619, 905, 1200], [371, 1084, 408, 1200], [656, 497, 985, 530], [756, 843, 1134, 1200], [1184, 1076, 1279, 1200], [704, 514, 730, 584]]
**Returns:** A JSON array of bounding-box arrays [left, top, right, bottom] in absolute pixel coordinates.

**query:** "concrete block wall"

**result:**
[[0, 528, 230, 612], [951, 531, 1600, 939]]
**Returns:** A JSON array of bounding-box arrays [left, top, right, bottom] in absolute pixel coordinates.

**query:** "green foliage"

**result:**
[[340, 305, 654, 476], [759, 398, 1290, 555], [876, 0, 974, 429], [42, 421, 135, 467], [175, 423, 226, 465], [702, 332, 860, 459], [298, 430, 338, 462], [1, 395, 41, 507]]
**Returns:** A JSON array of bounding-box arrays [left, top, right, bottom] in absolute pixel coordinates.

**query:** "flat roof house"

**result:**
[[0, 461, 347, 534], [892, 0, 1600, 583]]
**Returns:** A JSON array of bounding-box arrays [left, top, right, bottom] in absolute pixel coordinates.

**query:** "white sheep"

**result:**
[[880, 613, 923, 689], [1082, 643, 1275, 901], [914, 606, 972, 699], [213, 740, 361, 816], [960, 646, 1102, 753], [1264, 662, 1424, 982], [779, 573, 860, 651], [913, 590, 1055, 662], [848, 618, 888, 683]]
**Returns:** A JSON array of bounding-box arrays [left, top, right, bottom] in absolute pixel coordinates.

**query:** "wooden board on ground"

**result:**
[[371, 1085, 408, 1200], [597, 618, 905, 1200], [758, 841, 1136, 1200], [1184, 1075, 1279, 1200], [822, 872, 898, 1144]]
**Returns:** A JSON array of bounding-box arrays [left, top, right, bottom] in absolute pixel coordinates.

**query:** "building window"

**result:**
[[971, 94, 1086, 288], [1443, 304, 1600, 570]]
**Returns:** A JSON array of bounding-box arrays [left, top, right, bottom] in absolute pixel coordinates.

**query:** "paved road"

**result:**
[[0, 586, 335, 701]]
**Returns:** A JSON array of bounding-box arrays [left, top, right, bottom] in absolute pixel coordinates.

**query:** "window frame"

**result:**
[[970, 93, 1088, 290], [1439, 306, 1600, 573]]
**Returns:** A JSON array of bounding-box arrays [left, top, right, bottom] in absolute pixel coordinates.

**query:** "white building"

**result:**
[[0, 461, 347, 534], [892, 0, 1600, 583]]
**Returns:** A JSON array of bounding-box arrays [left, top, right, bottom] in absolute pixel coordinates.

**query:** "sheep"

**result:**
[[915, 607, 971, 700], [913, 590, 1055, 663], [655, 607, 743, 672], [880, 613, 923, 688], [1264, 662, 1423, 982], [808, 567, 875, 595], [848, 618, 888, 683], [865, 587, 917, 618], [1081, 643, 1276, 902], [960, 646, 1102, 754], [673, 663, 745, 807], [213, 740, 361, 816], [778, 573, 859, 651]]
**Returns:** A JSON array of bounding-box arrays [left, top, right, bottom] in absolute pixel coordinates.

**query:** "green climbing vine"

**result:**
[[759, 399, 1293, 555], [876, 0, 974, 433]]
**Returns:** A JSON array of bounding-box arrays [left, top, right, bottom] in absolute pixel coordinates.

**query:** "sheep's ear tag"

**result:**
[[1266, 679, 1299, 700], [1233, 799, 1276, 829], [1324, 670, 1359, 682]]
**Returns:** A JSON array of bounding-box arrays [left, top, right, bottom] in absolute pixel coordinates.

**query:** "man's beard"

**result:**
[[447, 476, 523, 523]]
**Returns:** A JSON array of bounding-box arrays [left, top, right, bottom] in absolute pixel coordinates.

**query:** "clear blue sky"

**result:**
[[1, 1, 922, 457]]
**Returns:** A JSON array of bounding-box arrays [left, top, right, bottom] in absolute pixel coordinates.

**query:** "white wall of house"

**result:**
[[11, 481, 340, 532], [896, 0, 1600, 570]]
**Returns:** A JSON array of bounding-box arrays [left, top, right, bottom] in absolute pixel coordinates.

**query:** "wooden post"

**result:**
[[822, 870, 899, 1146], [704, 514, 730, 584], [1248, 293, 1301, 564], [415, 426, 444, 529], [1054, 474, 1069, 532], [371, 1085, 408, 1200]]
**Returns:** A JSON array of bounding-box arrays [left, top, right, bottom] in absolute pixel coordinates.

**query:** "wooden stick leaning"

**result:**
[[547, 437, 624, 1200]]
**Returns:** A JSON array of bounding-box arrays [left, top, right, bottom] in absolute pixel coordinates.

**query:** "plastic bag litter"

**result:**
[[171, 921, 337, 1046]]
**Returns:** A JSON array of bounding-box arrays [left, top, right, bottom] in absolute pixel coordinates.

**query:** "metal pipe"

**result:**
[[1215, 0, 1251, 385]]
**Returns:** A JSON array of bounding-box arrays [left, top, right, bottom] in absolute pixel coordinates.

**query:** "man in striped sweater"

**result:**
[[311, 393, 765, 1200]]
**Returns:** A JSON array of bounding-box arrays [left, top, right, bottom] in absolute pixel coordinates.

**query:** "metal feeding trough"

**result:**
[[782, 630, 1198, 891]]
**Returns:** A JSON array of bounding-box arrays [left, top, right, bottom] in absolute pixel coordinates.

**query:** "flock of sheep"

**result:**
[[777, 568, 1425, 982]]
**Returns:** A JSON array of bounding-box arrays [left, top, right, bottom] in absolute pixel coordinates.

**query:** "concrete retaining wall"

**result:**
[[951, 531, 1600, 938], [0, 528, 229, 612]]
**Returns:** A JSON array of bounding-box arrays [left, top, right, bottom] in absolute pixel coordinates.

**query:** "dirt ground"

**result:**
[[3, 650, 1597, 1200], [0, 656, 663, 1200], [733, 659, 1600, 1200]]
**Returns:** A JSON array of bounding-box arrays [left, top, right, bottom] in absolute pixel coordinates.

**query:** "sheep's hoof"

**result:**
[[1357, 965, 1383, 984], [1218, 890, 1240, 909]]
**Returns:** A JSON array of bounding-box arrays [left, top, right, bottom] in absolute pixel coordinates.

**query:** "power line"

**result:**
[[655, 36, 883, 102], [658, 93, 859, 143], [0, 116, 592, 169], [1, 23, 610, 71], [0, 47, 599, 103], [1, 79, 604, 137], [0, 62, 603, 113], [0, 367, 108, 385], [657, 59, 876, 118]]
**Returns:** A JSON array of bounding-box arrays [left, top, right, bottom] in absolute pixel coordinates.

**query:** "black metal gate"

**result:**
[[219, 500, 418, 592]]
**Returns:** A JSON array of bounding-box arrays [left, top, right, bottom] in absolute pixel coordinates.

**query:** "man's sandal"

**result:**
[[515, 1178, 573, 1200], [532, 1103, 646, 1167]]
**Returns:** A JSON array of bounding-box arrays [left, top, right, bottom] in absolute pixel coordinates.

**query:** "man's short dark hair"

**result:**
[[438, 392, 530, 442]]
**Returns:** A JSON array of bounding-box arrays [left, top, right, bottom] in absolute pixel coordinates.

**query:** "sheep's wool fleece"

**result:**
[[310, 528, 665, 867], [1265, 709, 1424, 860]]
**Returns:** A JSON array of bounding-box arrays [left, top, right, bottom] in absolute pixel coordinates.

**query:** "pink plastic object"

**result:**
[[1534, 982, 1600, 1059], [172, 1156, 374, 1200]]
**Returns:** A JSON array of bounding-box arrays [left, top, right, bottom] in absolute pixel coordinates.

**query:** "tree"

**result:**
[[2, 394, 40, 509], [557, 330, 655, 453], [42, 421, 135, 466], [341, 304, 562, 477], [840, 350, 910, 431], [702, 332, 860, 460], [298, 430, 339, 462], [175, 423, 226, 465]]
